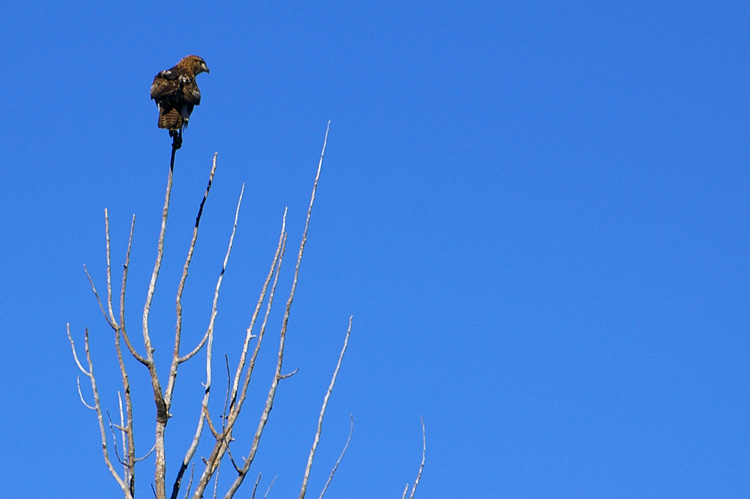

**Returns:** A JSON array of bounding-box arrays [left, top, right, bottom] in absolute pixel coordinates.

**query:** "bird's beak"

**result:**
[[203, 63, 210, 74]]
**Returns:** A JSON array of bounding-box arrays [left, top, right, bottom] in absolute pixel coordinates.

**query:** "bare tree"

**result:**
[[68, 122, 426, 498]]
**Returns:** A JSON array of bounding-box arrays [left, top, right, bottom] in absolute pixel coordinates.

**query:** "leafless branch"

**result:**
[[84, 264, 117, 330], [107, 410, 127, 466], [184, 212, 287, 499], [137, 444, 157, 463], [251, 474, 261, 499], [114, 322, 136, 497], [222, 355, 232, 428], [229, 207, 286, 410], [204, 405, 220, 439], [212, 467, 220, 499], [301, 316, 353, 498], [119, 214, 148, 366], [67, 325, 91, 376], [226, 444, 241, 474], [69, 326, 132, 497], [170, 183, 243, 498], [143, 146, 176, 499], [182, 463, 195, 499], [76, 376, 95, 410], [174, 213, 286, 499], [318, 415, 354, 499], [264, 476, 277, 499], [177, 181, 242, 364], [117, 393, 127, 466], [223, 121, 331, 498], [408, 418, 426, 499], [169, 158, 232, 497], [105, 208, 118, 326], [231, 216, 287, 415], [280, 368, 300, 379], [141, 148, 177, 354], [109, 213, 138, 497], [170, 153, 219, 393]]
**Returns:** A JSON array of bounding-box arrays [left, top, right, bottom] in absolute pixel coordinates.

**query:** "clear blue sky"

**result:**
[[1, 1, 748, 497]]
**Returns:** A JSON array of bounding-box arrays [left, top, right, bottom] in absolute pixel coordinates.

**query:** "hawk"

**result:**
[[150, 55, 209, 147]]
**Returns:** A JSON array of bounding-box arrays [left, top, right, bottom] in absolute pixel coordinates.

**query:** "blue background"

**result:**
[[1, 1, 749, 497]]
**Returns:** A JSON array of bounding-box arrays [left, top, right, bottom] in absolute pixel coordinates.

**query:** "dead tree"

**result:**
[[67, 123, 369, 498]]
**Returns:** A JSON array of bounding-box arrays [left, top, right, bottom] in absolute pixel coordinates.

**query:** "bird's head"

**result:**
[[183, 55, 210, 75]]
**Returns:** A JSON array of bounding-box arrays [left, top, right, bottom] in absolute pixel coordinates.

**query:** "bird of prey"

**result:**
[[150, 55, 209, 148]]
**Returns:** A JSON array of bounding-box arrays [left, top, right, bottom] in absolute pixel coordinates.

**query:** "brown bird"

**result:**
[[150, 55, 209, 147]]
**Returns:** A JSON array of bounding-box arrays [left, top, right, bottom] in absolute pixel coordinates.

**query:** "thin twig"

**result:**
[[107, 410, 126, 466], [280, 368, 300, 380], [178, 181, 243, 364], [251, 473, 262, 499], [223, 121, 331, 498], [183, 463, 195, 499], [204, 405, 220, 439], [115, 318, 137, 497], [301, 316, 353, 498], [229, 208, 287, 412], [75, 376, 95, 409], [77, 327, 132, 497], [67, 325, 91, 376], [136, 444, 157, 462], [232, 217, 287, 415], [264, 476, 277, 499], [226, 444, 241, 473], [408, 418, 426, 499], [222, 354, 232, 428], [169, 152, 219, 407], [112, 213, 138, 497], [105, 208, 117, 326], [212, 466, 220, 499], [119, 215, 148, 366], [318, 415, 354, 499], [142, 148, 176, 355], [84, 265, 117, 330], [117, 392, 128, 478]]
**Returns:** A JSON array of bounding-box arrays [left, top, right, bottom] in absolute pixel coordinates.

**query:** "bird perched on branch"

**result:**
[[150, 55, 209, 149]]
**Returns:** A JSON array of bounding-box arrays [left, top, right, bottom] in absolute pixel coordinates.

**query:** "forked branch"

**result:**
[[318, 415, 354, 499], [300, 316, 354, 498], [67, 325, 132, 498], [220, 121, 331, 499], [402, 418, 426, 499]]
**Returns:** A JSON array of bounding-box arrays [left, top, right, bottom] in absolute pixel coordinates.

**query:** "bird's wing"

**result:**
[[150, 69, 181, 101], [182, 77, 201, 106]]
